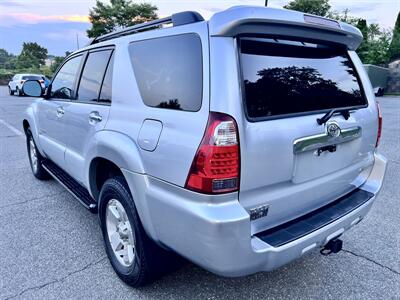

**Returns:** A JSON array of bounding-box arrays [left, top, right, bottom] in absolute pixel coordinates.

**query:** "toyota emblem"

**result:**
[[327, 122, 341, 138]]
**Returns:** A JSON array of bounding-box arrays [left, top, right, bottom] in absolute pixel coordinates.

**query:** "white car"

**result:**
[[8, 74, 46, 96]]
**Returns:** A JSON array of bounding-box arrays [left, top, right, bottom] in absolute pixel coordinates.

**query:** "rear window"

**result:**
[[240, 38, 367, 120], [22, 75, 42, 80], [129, 34, 202, 111]]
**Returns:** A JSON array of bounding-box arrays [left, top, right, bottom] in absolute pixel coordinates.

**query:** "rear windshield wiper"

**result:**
[[317, 108, 350, 125]]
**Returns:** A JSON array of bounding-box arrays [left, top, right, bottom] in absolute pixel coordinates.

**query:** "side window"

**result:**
[[98, 52, 114, 104], [77, 50, 112, 102], [129, 33, 203, 111], [51, 55, 82, 99]]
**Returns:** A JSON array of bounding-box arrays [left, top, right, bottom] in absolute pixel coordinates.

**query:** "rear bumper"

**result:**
[[123, 153, 387, 277]]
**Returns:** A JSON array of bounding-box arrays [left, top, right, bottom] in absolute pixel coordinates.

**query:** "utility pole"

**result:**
[[76, 34, 80, 50]]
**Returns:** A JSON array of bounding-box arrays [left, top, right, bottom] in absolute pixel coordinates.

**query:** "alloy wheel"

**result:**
[[29, 138, 38, 173], [106, 199, 136, 267]]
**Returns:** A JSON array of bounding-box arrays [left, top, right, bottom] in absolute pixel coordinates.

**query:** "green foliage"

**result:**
[[284, 0, 331, 17], [50, 52, 71, 73], [388, 12, 400, 61], [87, 0, 158, 38], [361, 27, 392, 65], [16, 42, 48, 69], [0, 43, 54, 84], [284, 0, 395, 66], [50, 56, 65, 73], [0, 49, 17, 69], [0, 69, 14, 84], [329, 8, 360, 26]]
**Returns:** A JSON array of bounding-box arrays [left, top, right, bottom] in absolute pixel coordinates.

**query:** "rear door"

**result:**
[[236, 38, 377, 233], [63, 48, 113, 184]]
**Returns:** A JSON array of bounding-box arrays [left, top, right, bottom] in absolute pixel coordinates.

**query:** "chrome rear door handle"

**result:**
[[56, 106, 64, 118], [89, 111, 102, 123]]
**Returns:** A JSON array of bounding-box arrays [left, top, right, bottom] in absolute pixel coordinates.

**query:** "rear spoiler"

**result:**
[[209, 6, 363, 51]]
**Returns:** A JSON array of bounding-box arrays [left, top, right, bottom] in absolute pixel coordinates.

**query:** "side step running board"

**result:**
[[42, 160, 97, 213]]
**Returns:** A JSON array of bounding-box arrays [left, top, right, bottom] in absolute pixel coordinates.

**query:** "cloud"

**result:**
[[0, 0, 24, 6], [0, 13, 90, 25], [45, 29, 89, 43]]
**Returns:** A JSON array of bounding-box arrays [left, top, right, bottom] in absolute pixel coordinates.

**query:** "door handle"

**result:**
[[56, 106, 64, 118], [89, 111, 102, 124]]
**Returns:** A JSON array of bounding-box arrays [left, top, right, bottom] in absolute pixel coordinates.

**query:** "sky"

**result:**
[[0, 0, 399, 56]]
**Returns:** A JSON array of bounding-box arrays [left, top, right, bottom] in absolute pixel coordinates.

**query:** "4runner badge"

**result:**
[[327, 122, 341, 138]]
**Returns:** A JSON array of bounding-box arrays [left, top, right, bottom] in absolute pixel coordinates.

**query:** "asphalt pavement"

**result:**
[[0, 86, 399, 299]]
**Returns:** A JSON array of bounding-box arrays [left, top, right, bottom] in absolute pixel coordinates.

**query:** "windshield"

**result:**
[[240, 38, 367, 120]]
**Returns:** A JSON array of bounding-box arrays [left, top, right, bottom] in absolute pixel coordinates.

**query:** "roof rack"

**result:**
[[90, 11, 204, 45]]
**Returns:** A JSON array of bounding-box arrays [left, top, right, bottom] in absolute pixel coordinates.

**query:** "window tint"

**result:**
[[99, 52, 114, 104], [51, 55, 82, 99], [77, 50, 112, 102], [129, 34, 202, 111], [240, 39, 367, 119]]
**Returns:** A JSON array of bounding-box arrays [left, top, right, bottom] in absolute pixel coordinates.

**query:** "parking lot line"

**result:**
[[0, 119, 23, 137]]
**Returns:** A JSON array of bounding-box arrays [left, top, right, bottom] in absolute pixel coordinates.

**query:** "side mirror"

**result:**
[[22, 80, 43, 97]]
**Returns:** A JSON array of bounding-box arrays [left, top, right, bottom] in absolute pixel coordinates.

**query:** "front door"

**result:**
[[37, 54, 84, 170], [64, 49, 114, 185]]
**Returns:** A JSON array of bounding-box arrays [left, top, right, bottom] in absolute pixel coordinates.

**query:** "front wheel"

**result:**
[[16, 87, 22, 97], [99, 176, 172, 287], [26, 129, 49, 180]]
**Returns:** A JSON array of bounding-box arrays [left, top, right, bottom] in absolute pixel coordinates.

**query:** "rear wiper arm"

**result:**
[[317, 108, 350, 125]]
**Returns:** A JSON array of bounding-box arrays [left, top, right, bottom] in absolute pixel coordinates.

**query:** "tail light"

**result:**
[[185, 112, 240, 194], [375, 101, 382, 148], [20, 80, 25, 84]]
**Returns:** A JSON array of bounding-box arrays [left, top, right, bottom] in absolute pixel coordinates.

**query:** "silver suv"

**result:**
[[22, 6, 387, 287]]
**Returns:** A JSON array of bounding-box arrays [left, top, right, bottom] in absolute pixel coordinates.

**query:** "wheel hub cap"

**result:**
[[106, 199, 136, 267], [29, 138, 38, 173]]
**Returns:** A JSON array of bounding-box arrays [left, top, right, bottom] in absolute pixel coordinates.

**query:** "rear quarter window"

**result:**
[[129, 33, 202, 112], [240, 38, 367, 120]]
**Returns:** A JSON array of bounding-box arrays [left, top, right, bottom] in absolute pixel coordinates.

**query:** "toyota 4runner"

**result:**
[[22, 6, 387, 287]]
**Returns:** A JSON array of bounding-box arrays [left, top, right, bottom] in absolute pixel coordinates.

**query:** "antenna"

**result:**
[[76, 34, 80, 50], [265, 0, 268, 6]]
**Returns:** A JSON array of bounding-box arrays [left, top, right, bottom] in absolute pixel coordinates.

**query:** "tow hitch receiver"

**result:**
[[320, 238, 343, 256]]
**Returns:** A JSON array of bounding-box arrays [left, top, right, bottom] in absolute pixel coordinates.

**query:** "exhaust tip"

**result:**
[[320, 238, 343, 256]]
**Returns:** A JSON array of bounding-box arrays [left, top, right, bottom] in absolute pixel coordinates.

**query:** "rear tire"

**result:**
[[99, 176, 174, 287], [8, 86, 14, 95], [26, 128, 50, 180]]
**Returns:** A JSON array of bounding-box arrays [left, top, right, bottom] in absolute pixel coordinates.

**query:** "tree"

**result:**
[[50, 51, 71, 73], [388, 12, 400, 62], [87, 0, 158, 38], [0, 49, 16, 69], [354, 19, 369, 62], [329, 8, 360, 26], [283, 0, 393, 66], [16, 42, 48, 69], [284, 0, 331, 17], [362, 27, 392, 65]]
